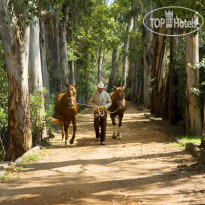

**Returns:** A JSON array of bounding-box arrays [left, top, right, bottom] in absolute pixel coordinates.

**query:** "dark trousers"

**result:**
[[94, 111, 107, 142]]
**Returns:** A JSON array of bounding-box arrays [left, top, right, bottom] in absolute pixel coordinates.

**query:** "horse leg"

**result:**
[[60, 120, 65, 140], [117, 114, 123, 140], [64, 121, 70, 145], [110, 114, 117, 139], [69, 118, 77, 144]]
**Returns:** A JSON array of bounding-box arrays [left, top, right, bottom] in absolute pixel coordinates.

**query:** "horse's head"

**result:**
[[66, 84, 78, 108], [113, 86, 125, 110]]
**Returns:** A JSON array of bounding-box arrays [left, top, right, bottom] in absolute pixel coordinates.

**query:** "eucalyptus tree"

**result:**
[[143, 1, 154, 108], [0, 0, 63, 160], [59, 2, 69, 88], [0, 0, 33, 160], [148, 0, 204, 135]]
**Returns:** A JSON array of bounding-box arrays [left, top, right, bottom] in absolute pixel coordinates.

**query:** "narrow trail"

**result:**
[[1, 102, 205, 205]]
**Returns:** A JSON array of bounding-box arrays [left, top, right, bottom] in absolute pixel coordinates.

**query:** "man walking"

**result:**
[[89, 81, 112, 145]]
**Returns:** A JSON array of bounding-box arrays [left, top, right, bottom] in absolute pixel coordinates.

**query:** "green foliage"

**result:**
[[29, 88, 54, 144], [125, 88, 131, 100], [0, 40, 8, 161], [0, 42, 8, 131], [190, 87, 201, 96], [128, 17, 143, 62], [0, 108, 7, 131], [8, 0, 64, 27]]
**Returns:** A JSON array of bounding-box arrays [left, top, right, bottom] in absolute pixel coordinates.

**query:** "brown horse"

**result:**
[[54, 85, 78, 145], [108, 86, 126, 140]]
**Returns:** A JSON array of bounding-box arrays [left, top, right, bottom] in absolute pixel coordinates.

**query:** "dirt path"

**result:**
[[1, 102, 205, 205]]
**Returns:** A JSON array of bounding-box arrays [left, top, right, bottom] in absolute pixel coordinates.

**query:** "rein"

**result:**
[[93, 107, 105, 118], [77, 102, 119, 116]]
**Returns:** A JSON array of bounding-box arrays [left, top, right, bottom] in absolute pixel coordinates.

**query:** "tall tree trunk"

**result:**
[[46, 16, 62, 93], [71, 60, 76, 85], [150, 25, 166, 117], [29, 16, 47, 142], [131, 62, 137, 101], [127, 61, 133, 89], [29, 17, 44, 94], [185, 32, 201, 135], [162, 75, 169, 120], [168, 29, 178, 124], [59, 4, 69, 88], [108, 47, 117, 92], [98, 49, 102, 83], [40, 19, 49, 95], [0, 0, 32, 160], [121, 17, 132, 87], [143, 3, 153, 108], [201, 93, 205, 147]]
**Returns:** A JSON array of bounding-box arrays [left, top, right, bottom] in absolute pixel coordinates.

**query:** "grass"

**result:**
[[171, 135, 201, 146], [17, 164, 29, 170], [1, 170, 20, 181], [1, 148, 53, 181], [22, 153, 40, 163], [180, 136, 201, 145], [171, 142, 184, 147]]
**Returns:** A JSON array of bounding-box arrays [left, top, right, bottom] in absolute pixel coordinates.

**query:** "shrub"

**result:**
[[29, 88, 54, 144]]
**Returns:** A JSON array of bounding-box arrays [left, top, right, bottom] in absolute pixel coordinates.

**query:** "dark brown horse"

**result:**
[[108, 86, 126, 140], [54, 85, 78, 145]]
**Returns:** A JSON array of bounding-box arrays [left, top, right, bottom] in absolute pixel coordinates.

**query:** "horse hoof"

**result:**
[[112, 136, 117, 139], [118, 136, 122, 140], [65, 140, 70, 145], [69, 139, 74, 144]]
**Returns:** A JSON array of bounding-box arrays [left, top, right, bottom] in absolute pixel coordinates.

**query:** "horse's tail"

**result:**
[[49, 117, 61, 125]]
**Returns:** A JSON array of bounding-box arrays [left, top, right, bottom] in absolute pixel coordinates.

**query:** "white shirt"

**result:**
[[89, 90, 112, 109]]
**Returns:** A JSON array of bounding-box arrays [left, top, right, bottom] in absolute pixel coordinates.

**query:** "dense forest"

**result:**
[[0, 0, 205, 161]]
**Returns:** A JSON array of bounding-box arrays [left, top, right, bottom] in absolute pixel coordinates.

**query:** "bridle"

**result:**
[[117, 100, 123, 104], [67, 97, 76, 103], [67, 96, 76, 108]]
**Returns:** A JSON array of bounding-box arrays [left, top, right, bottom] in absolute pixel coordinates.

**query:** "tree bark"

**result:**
[[71, 60, 76, 85], [150, 25, 166, 117], [29, 16, 47, 141], [45, 16, 62, 93], [201, 93, 205, 147], [40, 19, 49, 94], [108, 47, 117, 92], [143, 3, 153, 108], [131, 62, 137, 101], [185, 32, 202, 135], [59, 4, 69, 88], [0, 0, 32, 160], [127, 62, 133, 89], [98, 49, 102, 83], [162, 75, 169, 120], [121, 17, 132, 87], [168, 29, 178, 124], [29, 17, 44, 94]]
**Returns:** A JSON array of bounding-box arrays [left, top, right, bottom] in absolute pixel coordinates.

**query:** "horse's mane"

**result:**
[[109, 92, 114, 97]]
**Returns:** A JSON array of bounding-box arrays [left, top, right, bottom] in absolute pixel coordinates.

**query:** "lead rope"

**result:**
[[76, 102, 119, 118], [93, 106, 105, 119]]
